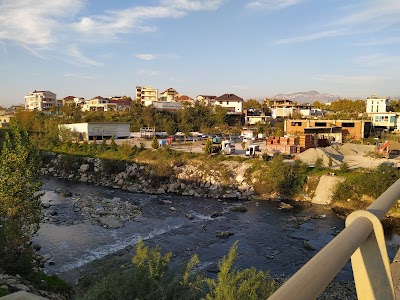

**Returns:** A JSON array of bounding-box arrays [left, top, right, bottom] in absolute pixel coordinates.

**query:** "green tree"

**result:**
[[204, 241, 275, 300], [110, 136, 118, 151], [314, 157, 325, 171], [0, 125, 43, 275], [151, 135, 159, 149], [204, 138, 213, 154], [243, 99, 262, 111]]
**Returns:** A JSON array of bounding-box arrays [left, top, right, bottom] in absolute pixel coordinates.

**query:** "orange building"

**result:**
[[284, 119, 372, 141]]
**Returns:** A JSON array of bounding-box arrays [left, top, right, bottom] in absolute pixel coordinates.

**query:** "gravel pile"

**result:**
[[295, 148, 342, 167]]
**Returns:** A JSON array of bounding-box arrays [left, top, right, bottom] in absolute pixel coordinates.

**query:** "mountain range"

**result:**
[[272, 90, 341, 104]]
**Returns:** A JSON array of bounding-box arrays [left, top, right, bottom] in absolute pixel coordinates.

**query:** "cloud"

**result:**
[[66, 46, 103, 67], [355, 36, 400, 46], [162, 0, 224, 11], [336, 1, 400, 28], [273, 29, 348, 45], [136, 54, 160, 60], [137, 69, 161, 76], [0, 0, 223, 65], [356, 53, 400, 67], [246, 0, 301, 10], [72, 6, 183, 37], [0, 0, 83, 48], [64, 73, 94, 79], [72, 1, 224, 38], [273, 1, 400, 46]]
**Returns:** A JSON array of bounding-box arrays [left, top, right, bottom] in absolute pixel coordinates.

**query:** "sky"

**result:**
[[1, 0, 400, 107]]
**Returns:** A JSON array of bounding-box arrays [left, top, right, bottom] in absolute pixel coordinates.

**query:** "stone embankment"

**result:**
[[0, 274, 64, 300], [41, 153, 256, 201]]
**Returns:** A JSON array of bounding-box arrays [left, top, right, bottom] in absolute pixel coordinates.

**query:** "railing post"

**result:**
[[346, 211, 395, 300]]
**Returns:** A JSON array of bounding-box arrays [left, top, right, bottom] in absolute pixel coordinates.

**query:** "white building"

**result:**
[[159, 88, 178, 102], [366, 94, 390, 113], [59, 122, 130, 141], [152, 101, 182, 110], [136, 86, 158, 105], [366, 94, 400, 130], [214, 94, 243, 114], [25, 90, 57, 111], [81, 97, 117, 112]]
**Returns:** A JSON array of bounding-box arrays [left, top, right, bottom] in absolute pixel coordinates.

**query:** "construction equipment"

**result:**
[[376, 140, 390, 157]]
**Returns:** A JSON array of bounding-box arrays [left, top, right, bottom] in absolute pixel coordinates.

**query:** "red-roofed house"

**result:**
[[174, 94, 195, 106]]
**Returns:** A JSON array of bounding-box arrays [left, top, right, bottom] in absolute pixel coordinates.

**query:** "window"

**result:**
[[390, 116, 395, 123], [375, 116, 380, 122], [342, 122, 355, 128], [291, 121, 302, 126], [315, 122, 327, 127]]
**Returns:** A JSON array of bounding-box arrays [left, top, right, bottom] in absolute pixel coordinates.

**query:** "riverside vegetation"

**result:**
[[1, 112, 400, 298]]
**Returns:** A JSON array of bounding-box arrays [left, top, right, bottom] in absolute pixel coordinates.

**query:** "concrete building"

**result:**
[[136, 86, 158, 105], [0, 114, 14, 128], [174, 94, 195, 106], [59, 122, 130, 141], [366, 94, 400, 131], [285, 119, 372, 141], [152, 101, 182, 110], [196, 95, 217, 106], [214, 93, 243, 114], [24, 90, 57, 111], [366, 94, 390, 113], [81, 97, 117, 112], [159, 88, 178, 102]]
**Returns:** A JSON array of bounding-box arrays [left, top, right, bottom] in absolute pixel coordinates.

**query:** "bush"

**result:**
[[253, 155, 308, 197], [77, 241, 276, 300], [101, 159, 126, 174], [340, 162, 350, 173], [314, 157, 325, 171], [151, 136, 159, 149]]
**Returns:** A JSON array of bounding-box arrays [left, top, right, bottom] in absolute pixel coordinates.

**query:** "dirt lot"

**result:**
[[114, 138, 400, 169]]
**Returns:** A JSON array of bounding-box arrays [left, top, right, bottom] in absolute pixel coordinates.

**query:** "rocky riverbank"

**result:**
[[41, 153, 257, 201]]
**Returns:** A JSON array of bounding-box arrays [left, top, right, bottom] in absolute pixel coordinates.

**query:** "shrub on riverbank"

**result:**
[[251, 155, 308, 197], [332, 163, 400, 213], [76, 241, 276, 300]]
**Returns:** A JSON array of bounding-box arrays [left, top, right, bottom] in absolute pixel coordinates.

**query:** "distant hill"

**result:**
[[273, 90, 341, 104]]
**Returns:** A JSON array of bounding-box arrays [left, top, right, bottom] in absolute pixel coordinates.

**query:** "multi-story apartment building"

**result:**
[[159, 88, 178, 102], [366, 94, 390, 113], [214, 94, 243, 114], [136, 86, 158, 106], [24, 90, 57, 111], [366, 94, 400, 131], [81, 96, 117, 112]]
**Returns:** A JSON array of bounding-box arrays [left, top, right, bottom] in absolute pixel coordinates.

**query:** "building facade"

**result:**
[[366, 94, 390, 113], [214, 94, 243, 114], [59, 122, 130, 141], [136, 86, 158, 105], [24, 90, 57, 111], [285, 119, 372, 141], [159, 88, 178, 102]]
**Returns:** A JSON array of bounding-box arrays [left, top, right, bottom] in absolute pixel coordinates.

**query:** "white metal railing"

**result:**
[[268, 178, 400, 300]]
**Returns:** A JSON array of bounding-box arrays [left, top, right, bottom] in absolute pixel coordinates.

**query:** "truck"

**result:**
[[211, 140, 236, 155], [245, 144, 261, 157]]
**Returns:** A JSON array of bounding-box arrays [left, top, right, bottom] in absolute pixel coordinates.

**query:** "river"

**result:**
[[33, 177, 400, 284]]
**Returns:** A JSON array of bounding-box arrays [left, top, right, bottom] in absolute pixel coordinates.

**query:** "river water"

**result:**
[[33, 177, 400, 284]]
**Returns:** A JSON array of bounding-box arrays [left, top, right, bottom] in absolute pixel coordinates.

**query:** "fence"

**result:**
[[268, 178, 400, 300]]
